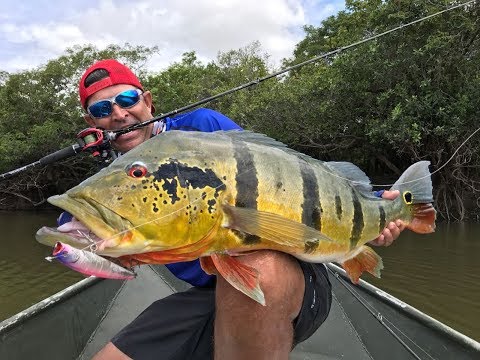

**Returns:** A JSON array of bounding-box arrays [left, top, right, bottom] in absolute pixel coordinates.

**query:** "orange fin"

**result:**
[[200, 256, 217, 275], [408, 203, 436, 234], [342, 246, 383, 283], [120, 251, 195, 265], [210, 253, 266, 306]]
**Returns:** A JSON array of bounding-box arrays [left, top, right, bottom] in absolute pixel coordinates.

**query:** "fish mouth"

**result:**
[[35, 194, 134, 257], [36, 226, 99, 248]]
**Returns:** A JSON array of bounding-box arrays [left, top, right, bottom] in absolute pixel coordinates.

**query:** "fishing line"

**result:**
[[349, 124, 480, 188], [68, 124, 480, 254], [108, 0, 479, 189], [328, 266, 437, 360], [1, 0, 472, 180], [2, 0, 476, 182], [109, 0, 478, 138], [48, 1, 479, 254]]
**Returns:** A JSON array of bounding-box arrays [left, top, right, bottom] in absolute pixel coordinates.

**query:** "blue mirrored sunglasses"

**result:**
[[87, 89, 143, 119]]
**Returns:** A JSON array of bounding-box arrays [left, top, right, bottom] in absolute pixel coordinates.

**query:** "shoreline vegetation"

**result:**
[[0, 1, 479, 221]]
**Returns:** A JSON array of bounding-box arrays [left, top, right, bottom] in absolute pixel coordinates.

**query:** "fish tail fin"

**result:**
[[210, 253, 266, 306], [342, 246, 383, 283], [391, 161, 436, 234], [409, 203, 437, 234]]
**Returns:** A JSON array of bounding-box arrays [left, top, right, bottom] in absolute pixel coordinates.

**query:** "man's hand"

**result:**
[[369, 190, 406, 247]]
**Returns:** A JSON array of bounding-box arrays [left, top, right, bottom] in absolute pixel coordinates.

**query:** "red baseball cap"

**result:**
[[79, 59, 144, 109]]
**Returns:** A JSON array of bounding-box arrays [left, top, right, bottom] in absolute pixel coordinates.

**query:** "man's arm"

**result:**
[[169, 108, 242, 132], [369, 190, 406, 246]]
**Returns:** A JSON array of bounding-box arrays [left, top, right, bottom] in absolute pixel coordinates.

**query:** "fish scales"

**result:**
[[242, 141, 305, 223], [36, 130, 436, 304], [297, 161, 367, 259], [236, 141, 316, 249], [231, 139, 261, 245], [153, 134, 233, 249], [310, 163, 387, 252], [311, 165, 355, 245], [311, 162, 399, 249], [225, 140, 372, 256]]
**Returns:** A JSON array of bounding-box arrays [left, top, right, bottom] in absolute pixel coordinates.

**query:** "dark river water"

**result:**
[[0, 211, 479, 342]]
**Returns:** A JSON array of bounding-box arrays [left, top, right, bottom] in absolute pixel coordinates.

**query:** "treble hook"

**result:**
[[77, 230, 98, 253]]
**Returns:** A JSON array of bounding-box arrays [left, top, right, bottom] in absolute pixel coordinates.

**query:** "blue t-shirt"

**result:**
[[162, 108, 242, 287], [58, 108, 241, 288]]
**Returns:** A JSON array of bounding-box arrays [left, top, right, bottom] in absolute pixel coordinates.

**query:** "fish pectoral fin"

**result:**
[[341, 246, 384, 283], [199, 256, 217, 275], [210, 253, 265, 306], [221, 204, 334, 248]]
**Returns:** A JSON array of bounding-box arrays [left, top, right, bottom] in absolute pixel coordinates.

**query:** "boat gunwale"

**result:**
[[1, 263, 479, 353], [326, 262, 480, 351], [0, 276, 102, 334]]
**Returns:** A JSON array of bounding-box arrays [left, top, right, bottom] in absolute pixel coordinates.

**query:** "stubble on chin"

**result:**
[[114, 130, 149, 153]]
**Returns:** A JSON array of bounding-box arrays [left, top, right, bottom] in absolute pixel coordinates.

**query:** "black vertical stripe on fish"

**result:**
[[232, 139, 260, 244], [300, 161, 321, 231], [232, 140, 258, 208], [335, 194, 342, 220], [379, 205, 386, 234], [349, 189, 364, 249]]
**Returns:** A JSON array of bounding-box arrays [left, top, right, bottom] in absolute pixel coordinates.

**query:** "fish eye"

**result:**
[[127, 161, 148, 178], [403, 191, 413, 204]]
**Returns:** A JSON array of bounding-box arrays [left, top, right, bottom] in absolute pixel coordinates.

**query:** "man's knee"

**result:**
[[91, 342, 132, 360], [216, 250, 305, 319]]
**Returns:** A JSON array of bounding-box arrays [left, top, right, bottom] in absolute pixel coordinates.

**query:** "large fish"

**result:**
[[36, 130, 436, 305]]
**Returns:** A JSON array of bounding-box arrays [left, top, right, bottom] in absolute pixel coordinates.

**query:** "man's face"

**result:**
[[84, 84, 154, 153]]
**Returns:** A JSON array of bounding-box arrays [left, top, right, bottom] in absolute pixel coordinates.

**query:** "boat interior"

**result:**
[[0, 264, 478, 359]]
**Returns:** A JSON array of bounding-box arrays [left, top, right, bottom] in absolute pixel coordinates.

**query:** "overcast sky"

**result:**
[[0, 0, 345, 73]]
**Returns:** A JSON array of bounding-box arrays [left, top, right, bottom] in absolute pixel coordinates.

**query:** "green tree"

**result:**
[[283, 0, 480, 220], [145, 42, 276, 130], [1, 1, 479, 221]]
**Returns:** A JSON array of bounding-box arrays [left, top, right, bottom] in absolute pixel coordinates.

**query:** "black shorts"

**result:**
[[112, 261, 332, 360]]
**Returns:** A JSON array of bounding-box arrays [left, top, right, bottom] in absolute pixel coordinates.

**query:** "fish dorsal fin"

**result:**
[[219, 130, 290, 149], [325, 161, 374, 196], [221, 204, 334, 249], [219, 131, 333, 169]]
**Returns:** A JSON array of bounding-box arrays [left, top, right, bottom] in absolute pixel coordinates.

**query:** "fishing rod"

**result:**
[[0, 0, 476, 181], [0, 143, 82, 181], [0, 128, 116, 180], [111, 0, 478, 139]]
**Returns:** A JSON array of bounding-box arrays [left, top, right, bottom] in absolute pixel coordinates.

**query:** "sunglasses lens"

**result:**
[[88, 101, 112, 118], [115, 89, 141, 108], [88, 89, 141, 118]]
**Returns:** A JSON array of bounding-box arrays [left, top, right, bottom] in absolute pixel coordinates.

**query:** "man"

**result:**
[[70, 59, 404, 359]]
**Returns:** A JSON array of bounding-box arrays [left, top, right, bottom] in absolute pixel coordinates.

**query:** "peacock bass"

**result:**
[[36, 130, 436, 305]]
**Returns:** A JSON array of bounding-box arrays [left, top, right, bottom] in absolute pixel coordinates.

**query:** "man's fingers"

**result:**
[[395, 220, 406, 231], [382, 228, 393, 246], [381, 189, 400, 200], [369, 234, 385, 246], [388, 222, 400, 241]]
